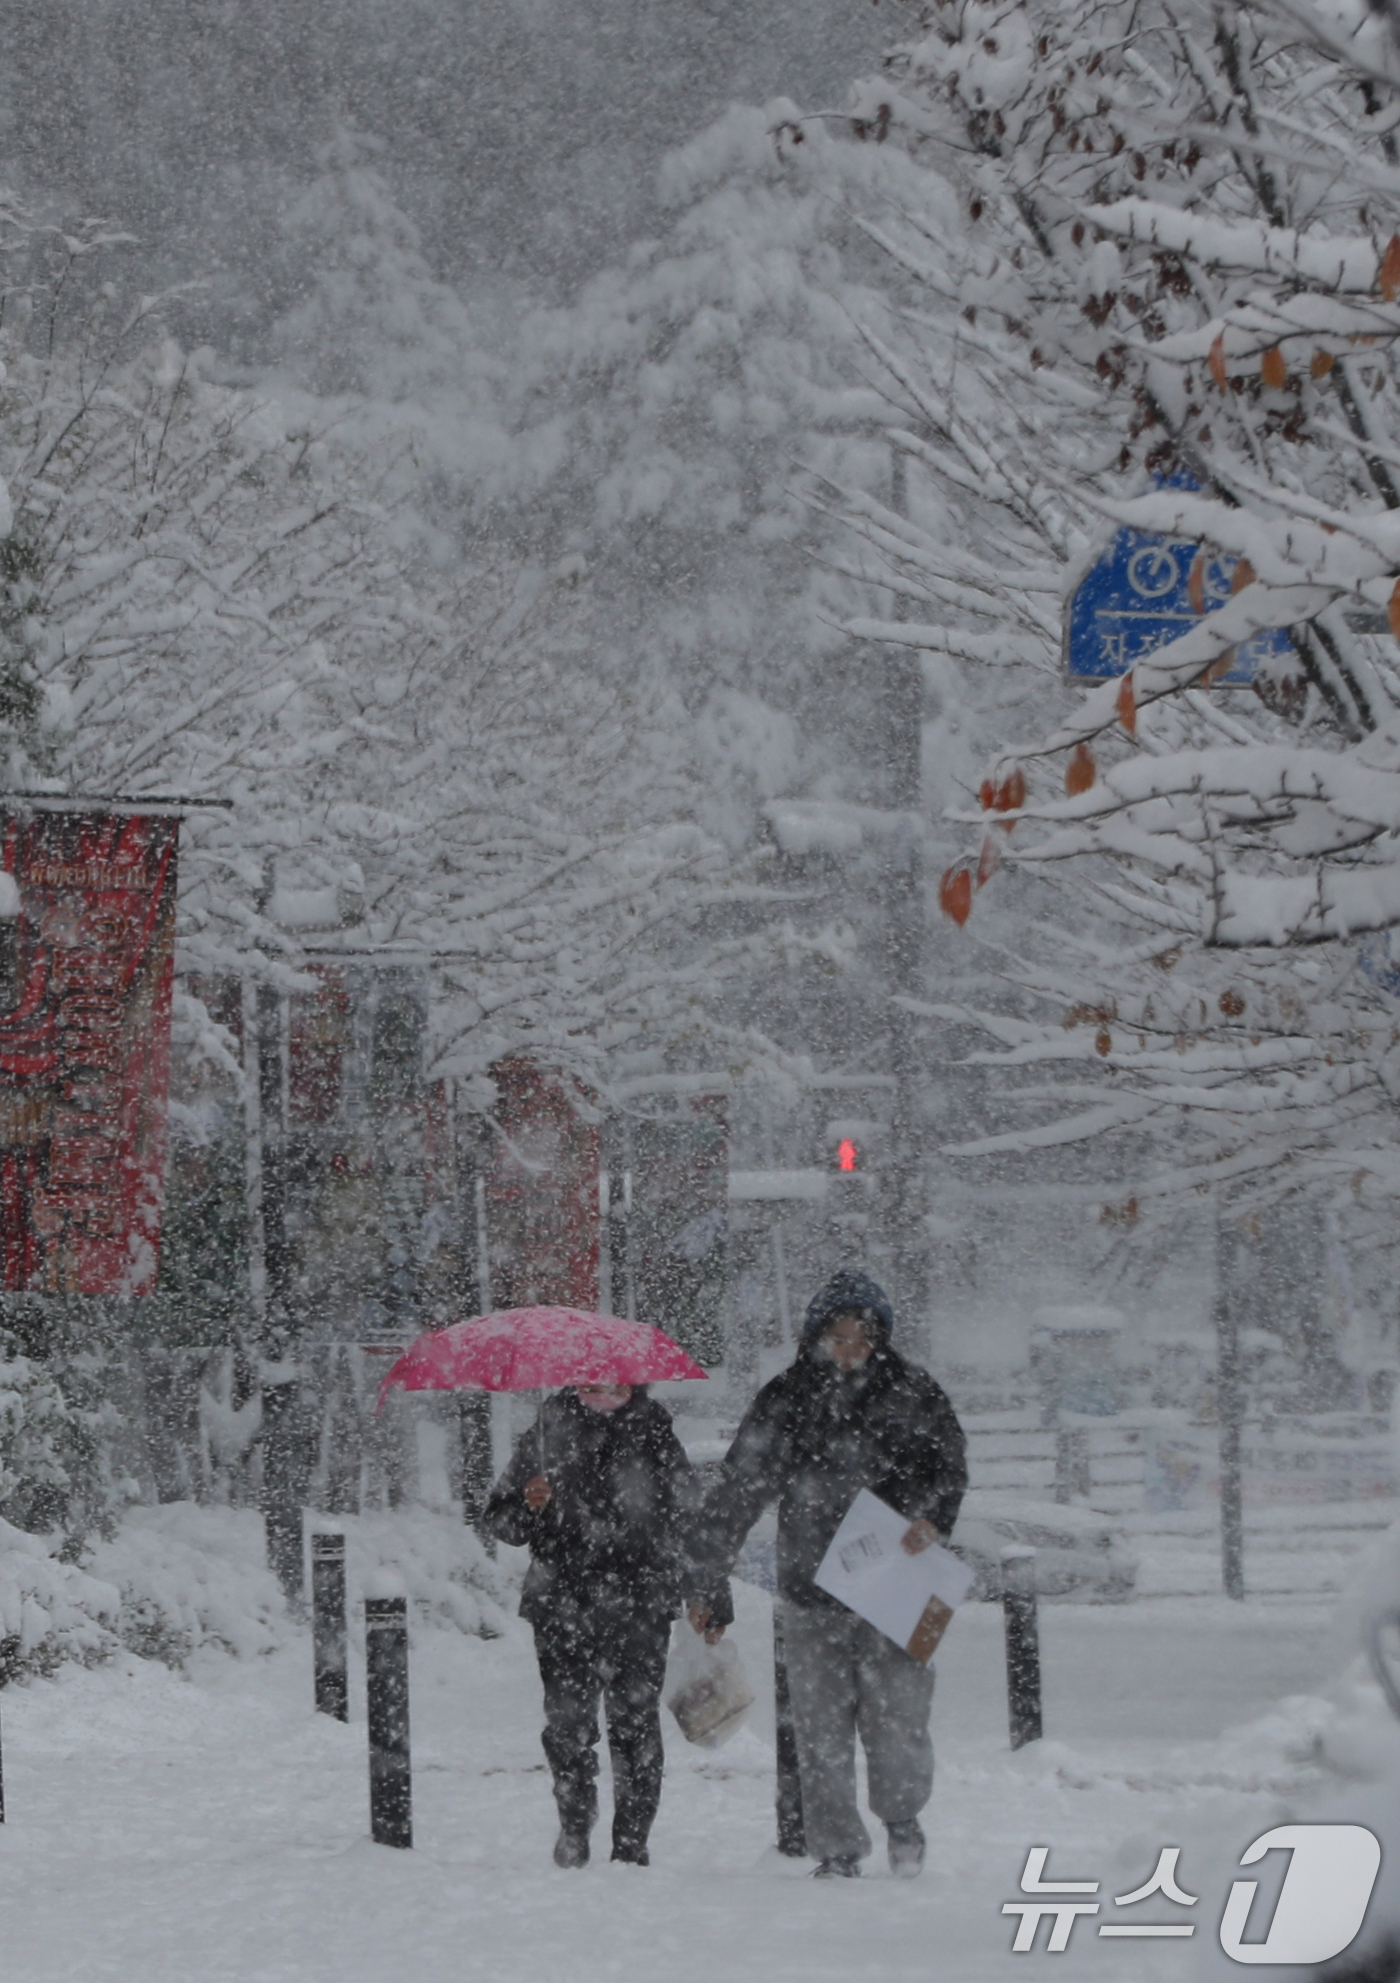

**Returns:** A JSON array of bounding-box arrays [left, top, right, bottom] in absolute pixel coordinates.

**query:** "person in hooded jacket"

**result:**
[[484, 1380, 732, 1870], [693, 1269, 967, 1880]]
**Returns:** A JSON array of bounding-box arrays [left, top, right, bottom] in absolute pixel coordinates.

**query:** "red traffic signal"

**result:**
[[836, 1137, 859, 1173]]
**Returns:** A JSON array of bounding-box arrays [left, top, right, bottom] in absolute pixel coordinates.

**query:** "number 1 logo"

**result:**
[[1220, 1825, 1381, 1965]]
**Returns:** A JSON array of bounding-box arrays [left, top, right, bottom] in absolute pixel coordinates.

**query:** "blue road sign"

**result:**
[[1357, 931, 1400, 1000], [1067, 521, 1293, 684]]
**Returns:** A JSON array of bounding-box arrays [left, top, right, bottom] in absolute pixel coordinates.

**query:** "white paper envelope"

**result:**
[[814, 1487, 975, 1661]]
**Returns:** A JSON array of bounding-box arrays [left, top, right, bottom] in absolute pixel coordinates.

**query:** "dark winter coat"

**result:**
[[483, 1389, 733, 1629], [699, 1269, 968, 1611]]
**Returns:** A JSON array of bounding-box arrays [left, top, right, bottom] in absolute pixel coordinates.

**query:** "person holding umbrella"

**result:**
[[483, 1375, 732, 1869], [378, 1304, 731, 1870]]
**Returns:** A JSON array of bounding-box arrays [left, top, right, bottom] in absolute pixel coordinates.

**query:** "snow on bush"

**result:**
[[86, 1506, 291, 1666], [332, 1508, 515, 1644], [0, 1497, 516, 1684], [79, 1502, 516, 1670], [0, 1353, 76, 1527], [0, 1516, 119, 1682]]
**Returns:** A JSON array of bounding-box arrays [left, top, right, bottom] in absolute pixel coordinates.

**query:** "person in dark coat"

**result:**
[[694, 1269, 967, 1879], [484, 1381, 732, 1869]]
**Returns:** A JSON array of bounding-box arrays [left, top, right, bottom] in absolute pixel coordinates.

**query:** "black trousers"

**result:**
[[532, 1598, 672, 1856]]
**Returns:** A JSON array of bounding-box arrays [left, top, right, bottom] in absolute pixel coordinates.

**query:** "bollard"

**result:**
[[366, 1594, 412, 1847], [773, 1610, 806, 1856], [311, 1533, 348, 1722], [1002, 1546, 1043, 1750]]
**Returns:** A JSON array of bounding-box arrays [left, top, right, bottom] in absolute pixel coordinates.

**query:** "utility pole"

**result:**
[[247, 863, 304, 1605], [459, 1171, 494, 1540], [882, 443, 928, 1343], [258, 974, 305, 1603], [1215, 1205, 1245, 1600]]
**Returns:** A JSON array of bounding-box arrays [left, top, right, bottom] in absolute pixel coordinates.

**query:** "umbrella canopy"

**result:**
[[375, 1306, 708, 1413]]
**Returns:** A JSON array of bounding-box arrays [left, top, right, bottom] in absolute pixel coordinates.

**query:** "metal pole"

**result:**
[[459, 1392, 493, 1538], [473, 1177, 491, 1314], [759, 1097, 793, 1348], [597, 1170, 612, 1314], [366, 1594, 412, 1848], [311, 1532, 348, 1721], [882, 442, 928, 1343], [257, 975, 304, 1603], [621, 1167, 636, 1322], [464, 1173, 496, 1551], [1216, 1211, 1245, 1601], [0, 1700, 6, 1822], [771, 1223, 792, 1347], [1002, 1546, 1043, 1749], [262, 1374, 304, 1601], [773, 1610, 805, 1856]]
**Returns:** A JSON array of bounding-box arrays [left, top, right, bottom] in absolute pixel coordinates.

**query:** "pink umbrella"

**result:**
[[375, 1306, 708, 1414]]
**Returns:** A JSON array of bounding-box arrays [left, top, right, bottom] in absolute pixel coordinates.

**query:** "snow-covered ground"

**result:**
[[0, 1505, 1388, 1983]]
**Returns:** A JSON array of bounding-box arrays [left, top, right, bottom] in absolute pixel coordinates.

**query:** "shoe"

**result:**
[[553, 1828, 590, 1869], [610, 1842, 650, 1866], [812, 1855, 861, 1879], [887, 1819, 926, 1878]]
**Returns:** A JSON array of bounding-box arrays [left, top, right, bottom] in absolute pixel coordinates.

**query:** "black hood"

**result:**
[[797, 1270, 896, 1361]]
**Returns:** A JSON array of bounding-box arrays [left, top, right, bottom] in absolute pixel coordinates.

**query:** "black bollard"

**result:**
[[262, 1375, 305, 1605], [1002, 1546, 1043, 1750], [773, 1610, 806, 1856], [366, 1594, 412, 1848], [311, 1533, 349, 1722]]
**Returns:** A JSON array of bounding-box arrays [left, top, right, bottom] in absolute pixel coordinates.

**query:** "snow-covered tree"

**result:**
[[270, 128, 515, 516], [507, 107, 908, 839], [805, 0, 1400, 1313], [0, 176, 856, 1520]]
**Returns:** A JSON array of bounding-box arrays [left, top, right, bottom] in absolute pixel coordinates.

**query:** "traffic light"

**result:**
[[825, 1120, 878, 1235], [826, 1121, 880, 1184]]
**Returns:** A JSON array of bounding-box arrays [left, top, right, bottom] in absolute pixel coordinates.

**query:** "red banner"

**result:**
[[485, 1056, 599, 1311], [0, 810, 179, 1294]]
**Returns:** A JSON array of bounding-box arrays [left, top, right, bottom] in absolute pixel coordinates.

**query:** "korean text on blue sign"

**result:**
[[1066, 528, 1293, 684]]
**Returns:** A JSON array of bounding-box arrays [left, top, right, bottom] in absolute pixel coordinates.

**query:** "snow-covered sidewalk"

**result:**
[[0, 1556, 1364, 1983]]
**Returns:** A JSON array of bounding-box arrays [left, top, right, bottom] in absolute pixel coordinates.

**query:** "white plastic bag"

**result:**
[[665, 1623, 756, 1747]]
